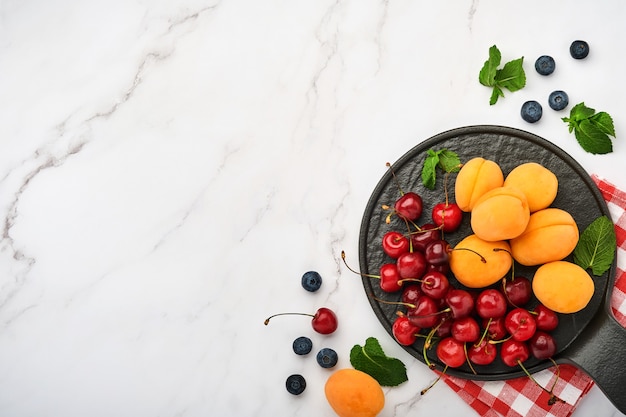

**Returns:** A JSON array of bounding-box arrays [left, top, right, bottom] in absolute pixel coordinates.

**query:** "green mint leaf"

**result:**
[[494, 57, 526, 92], [590, 112, 616, 137], [437, 149, 461, 173], [421, 150, 439, 190], [479, 45, 501, 87], [575, 120, 613, 154], [490, 85, 504, 105], [350, 337, 408, 387], [574, 215, 616, 276], [570, 102, 596, 122]]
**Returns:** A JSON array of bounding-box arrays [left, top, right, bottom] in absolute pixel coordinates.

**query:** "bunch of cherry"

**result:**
[[342, 165, 563, 402]]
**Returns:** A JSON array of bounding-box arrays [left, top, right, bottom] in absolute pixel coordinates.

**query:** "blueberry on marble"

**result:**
[[548, 90, 569, 111], [570, 40, 589, 59], [301, 271, 322, 292], [286, 374, 306, 395], [521, 100, 543, 123], [316, 347, 338, 368], [292, 336, 313, 355], [535, 55, 555, 75]]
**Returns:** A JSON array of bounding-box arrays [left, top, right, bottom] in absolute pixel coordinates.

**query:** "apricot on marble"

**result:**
[[504, 162, 558, 212], [449, 234, 512, 288], [454, 157, 504, 212], [470, 186, 530, 241], [324, 368, 385, 417], [532, 261, 594, 313], [509, 208, 579, 266]]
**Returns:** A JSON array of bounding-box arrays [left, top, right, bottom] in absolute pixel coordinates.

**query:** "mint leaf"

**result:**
[[350, 337, 408, 387], [479, 45, 501, 87], [421, 149, 461, 190], [563, 102, 616, 154], [590, 112, 616, 137], [495, 57, 526, 92], [574, 215, 616, 276], [478, 45, 525, 105], [421, 150, 439, 190]]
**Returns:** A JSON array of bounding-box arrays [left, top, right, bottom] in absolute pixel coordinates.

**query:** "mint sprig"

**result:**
[[562, 102, 616, 154], [479, 45, 526, 105], [573, 215, 616, 276], [350, 337, 408, 386], [421, 148, 461, 190]]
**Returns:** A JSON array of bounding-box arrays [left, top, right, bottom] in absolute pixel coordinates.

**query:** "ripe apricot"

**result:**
[[532, 261, 594, 313], [454, 157, 504, 212], [324, 368, 384, 417], [510, 208, 579, 266], [470, 186, 530, 241], [449, 234, 512, 288], [504, 162, 558, 212]]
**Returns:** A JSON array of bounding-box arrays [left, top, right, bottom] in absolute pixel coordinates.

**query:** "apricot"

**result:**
[[448, 234, 512, 288], [509, 208, 579, 266], [504, 162, 558, 212], [532, 261, 594, 313], [470, 186, 530, 241], [325, 368, 385, 417], [454, 157, 504, 212]]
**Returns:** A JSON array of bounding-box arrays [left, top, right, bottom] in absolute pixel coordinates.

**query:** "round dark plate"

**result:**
[[358, 125, 615, 380]]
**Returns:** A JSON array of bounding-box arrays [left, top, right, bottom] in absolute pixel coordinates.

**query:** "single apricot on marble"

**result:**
[[470, 186, 530, 241], [532, 261, 594, 314], [504, 162, 559, 212], [510, 208, 579, 266], [449, 234, 512, 288], [454, 157, 504, 212], [324, 368, 385, 417]]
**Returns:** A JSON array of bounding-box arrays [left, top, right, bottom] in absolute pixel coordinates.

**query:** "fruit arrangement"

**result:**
[[355, 127, 614, 385]]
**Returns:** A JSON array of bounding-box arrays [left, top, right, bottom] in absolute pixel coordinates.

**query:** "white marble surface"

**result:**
[[1, 1, 625, 416]]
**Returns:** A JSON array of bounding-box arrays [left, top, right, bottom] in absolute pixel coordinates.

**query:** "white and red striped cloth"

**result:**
[[440, 175, 626, 417]]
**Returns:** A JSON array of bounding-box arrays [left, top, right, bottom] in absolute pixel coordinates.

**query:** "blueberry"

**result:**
[[548, 90, 569, 111], [301, 271, 322, 292], [292, 336, 313, 355], [316, 347, 338, 368], [520, 100, 543, 123], [535, 55, 555, 75], [570, 40, 589, 59], [286, 374, 306, 395]]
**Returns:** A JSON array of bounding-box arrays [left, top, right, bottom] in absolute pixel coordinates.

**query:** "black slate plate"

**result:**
[[358, 125, 626, 412]]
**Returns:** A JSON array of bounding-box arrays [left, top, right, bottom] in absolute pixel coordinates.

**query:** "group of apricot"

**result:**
[[451, 157, 594, 314]]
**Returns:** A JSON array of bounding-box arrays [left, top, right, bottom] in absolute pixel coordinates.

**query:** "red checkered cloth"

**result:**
[[439, 175, 626, 417]]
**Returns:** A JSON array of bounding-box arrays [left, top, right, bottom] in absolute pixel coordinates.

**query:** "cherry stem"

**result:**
[[264, 312, 314, 325], [452, 247, 487, 263], [421, 365, 448, 395], [386, 161, 405, 196], [341, 251, 380, 279], [371, 295, 415, 309], [516, 359, 564, 405], [474, 317, 492, 348], [464, 342, 477, 375]]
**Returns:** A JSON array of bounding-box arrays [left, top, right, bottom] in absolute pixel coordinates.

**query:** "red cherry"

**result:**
[[394, 192, 423, 221], [382, 231, 410, 259], [503, 276, 532, 306], [427, 262, 450, 274], [397, 251, 427, 280], [482, 317, 508, 340], [500, 339, 530, 367], [401, 284, 422, 305], [436, 314, 453, 338], [505, 308, 537, 342], [410, 224, 440, 252], [379, 263, 403, 292], [408, 295, 440, 328], [468, 338, 497, 365], [264, 307, 338, 335], [533, 304, 559, 332], [420, 271, 450, 300], [436, 337, 466, 368], [475, 289, 508, 319], [528, 331, 557, 359], [431, 202, 463, 233], [451, 316, 480, 343], [424, 240, 450, 266], [445, 288, 475, 319], [392, 314, 420, 346]]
